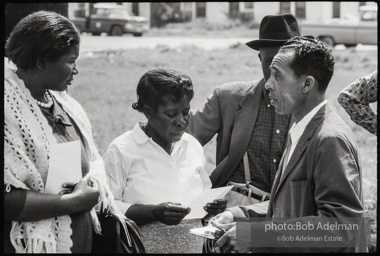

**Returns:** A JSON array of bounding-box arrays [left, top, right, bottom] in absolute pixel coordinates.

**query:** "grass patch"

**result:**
[[70, 45, 377, 252]]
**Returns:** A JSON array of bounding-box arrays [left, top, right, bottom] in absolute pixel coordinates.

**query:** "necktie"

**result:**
[[280, 135, 292, 180]]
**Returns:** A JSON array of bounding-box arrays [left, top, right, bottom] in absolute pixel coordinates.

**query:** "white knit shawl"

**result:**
[[4, 58, 125, 253]]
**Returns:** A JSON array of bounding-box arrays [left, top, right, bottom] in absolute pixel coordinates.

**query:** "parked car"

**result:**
[[71, 3, 149, 37], [301, 5, 377, 47]]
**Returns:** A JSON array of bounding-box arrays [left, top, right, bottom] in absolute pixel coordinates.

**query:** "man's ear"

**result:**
[[258, 53, 262, 62], [303, 76, 315, 93], [143, 105, 152, 119]]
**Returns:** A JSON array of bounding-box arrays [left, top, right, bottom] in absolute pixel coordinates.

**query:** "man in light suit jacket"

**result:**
[[212, 36, 367, 253], [188, 15, 300, 211]]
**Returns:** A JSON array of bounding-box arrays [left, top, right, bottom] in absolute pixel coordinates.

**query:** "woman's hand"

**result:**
[[59, 182, 78, 195], [9, 174, 100, 222], [154, 202, 191, 225], [65, 174, 100, 213], [203, 199, 227, 215]]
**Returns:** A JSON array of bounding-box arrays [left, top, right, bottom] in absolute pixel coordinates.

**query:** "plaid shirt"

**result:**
[[229, 87, 291, 192], [338, 70, 377, 135]]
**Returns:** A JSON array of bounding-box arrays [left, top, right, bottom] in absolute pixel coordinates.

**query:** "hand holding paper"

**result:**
[[190, 225, 225, 240], [152, 202, 190, 225], [65, 173, 100, 213], [60, 182, 78, 194], [184, 186, 233, 220], [204, 198, 227, 215]]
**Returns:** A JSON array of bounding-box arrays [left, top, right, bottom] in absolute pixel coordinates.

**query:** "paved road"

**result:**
[[79, 34, 253, 54], [79, 34, 377, 55]]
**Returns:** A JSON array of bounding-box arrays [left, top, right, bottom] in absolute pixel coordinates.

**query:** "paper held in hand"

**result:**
[[45, 140, 82, 194], [183, 185, 233, 220], [190, 225, 221, 239]]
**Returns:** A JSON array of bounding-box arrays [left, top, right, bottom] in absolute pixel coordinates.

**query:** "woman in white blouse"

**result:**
[[103, 68, 225, 253]]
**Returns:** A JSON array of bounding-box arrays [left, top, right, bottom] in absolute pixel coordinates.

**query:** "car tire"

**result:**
[[343, 44, 356, 48], [319, 36, 335, 48], [109, 25, 123, 36], [133, 33, 143, 37], [92, 32, 101, 36]]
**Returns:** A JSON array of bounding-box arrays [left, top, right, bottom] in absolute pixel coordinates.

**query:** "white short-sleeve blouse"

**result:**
[[103, 122, 212, 214]]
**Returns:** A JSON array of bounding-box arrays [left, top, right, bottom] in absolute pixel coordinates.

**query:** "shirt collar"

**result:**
[[132, 121, 150, 144], [289, 100, 327, 144]]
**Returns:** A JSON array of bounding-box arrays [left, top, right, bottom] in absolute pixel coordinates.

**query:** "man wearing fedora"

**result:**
[[188, 14, 300, 212]]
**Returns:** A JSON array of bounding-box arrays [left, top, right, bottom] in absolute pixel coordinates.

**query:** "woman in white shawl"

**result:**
[[4, 11, 124, 253]]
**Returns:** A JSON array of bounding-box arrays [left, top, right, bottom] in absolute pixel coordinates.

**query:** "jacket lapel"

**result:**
[[210, 79, 265, 187], [272, 104, 333, 199]]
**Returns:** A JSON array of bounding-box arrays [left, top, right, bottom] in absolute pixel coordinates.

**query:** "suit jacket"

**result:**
[[187, 79, 266, 188], [229, 104, 366, 252]]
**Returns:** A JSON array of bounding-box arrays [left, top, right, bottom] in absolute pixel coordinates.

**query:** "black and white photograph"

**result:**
[[4, 1, 377, 253]]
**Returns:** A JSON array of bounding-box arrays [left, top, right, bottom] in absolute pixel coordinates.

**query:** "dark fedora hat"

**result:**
[[246, 13, 301, 50]]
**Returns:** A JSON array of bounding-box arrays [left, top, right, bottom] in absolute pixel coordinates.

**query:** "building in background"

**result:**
[[68, 2, 377, 28], [184, 2, 376, 24], [68, 3, 151, 23]]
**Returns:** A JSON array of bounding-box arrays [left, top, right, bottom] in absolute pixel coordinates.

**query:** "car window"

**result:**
[[109, 9, 128, 19], [94, 8, 111, 17], [361, 11, 377, 21]]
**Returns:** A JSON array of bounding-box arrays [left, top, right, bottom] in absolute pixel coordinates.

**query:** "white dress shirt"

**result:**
[[285, 100, 327, 166], [103, 122, 212, 214]]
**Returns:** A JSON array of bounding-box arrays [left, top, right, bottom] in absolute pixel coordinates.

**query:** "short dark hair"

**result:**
[[132, 68, 194, 112], [279, 36, 335, 92], [5, 11, 80, 70]]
